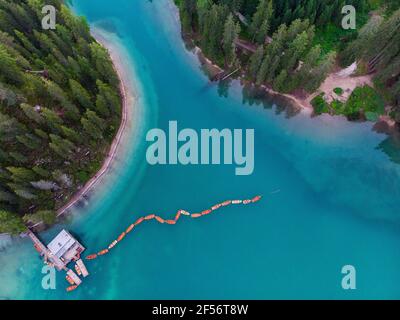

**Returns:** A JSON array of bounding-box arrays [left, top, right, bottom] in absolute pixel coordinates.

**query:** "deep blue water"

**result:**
[[1, 0, 400, 299]]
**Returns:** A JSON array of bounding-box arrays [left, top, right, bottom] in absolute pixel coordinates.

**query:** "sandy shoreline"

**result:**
[[260, 85, 312, 112], [29, 30, 135, 230], [193, 44, 313, 112], [199, 54, 397, 128], [57, 32, 131, 217]]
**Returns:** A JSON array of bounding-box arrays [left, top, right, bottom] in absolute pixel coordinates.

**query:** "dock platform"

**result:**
[[76, 259, 89, 277], [27, 231, 66, 271], [67, 269, 82, 286], [28, 229, 89, 290]]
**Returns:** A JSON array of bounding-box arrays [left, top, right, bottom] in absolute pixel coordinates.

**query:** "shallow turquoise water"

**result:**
[[1, 0, 400, 299]]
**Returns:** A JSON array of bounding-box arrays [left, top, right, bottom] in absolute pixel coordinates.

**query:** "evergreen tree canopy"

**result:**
[[0, 0, 122, 233]]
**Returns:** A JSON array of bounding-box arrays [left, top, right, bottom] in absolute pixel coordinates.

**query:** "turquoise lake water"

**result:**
[[1, 0, 400, 299]]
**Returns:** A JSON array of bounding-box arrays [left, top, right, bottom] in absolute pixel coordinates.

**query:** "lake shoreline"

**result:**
[[27, 29, 135, 232], [196, 45, 399, 131]]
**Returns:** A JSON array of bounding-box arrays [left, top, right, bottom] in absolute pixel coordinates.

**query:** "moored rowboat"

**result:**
[[135, 217, 145, 225], [117, 232, 126, 242], [66, 275, 75, 285], [66, 285, 78, 292], [180, 210, 190, 216], [126, 224, 135, 233], [74, 264, 82, 276], [108, 240, 118, 249], [155, 216, 165, 223], [98, 249, 109, 256]]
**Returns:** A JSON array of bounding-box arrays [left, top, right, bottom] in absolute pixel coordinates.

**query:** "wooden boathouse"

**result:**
[[28, 229, 85, 271], [28, 229, 89, 290]]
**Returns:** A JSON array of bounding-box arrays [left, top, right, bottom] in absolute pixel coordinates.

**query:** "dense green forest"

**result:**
[[0, 0, 122, 233], [177, 0, 400, 123]]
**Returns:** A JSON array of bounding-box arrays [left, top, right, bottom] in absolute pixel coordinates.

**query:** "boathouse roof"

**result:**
[[47, 230, 77, 259]]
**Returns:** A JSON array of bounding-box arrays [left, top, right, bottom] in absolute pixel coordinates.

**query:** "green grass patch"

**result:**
[[333, 87, 344, 95], [313, 9, 370, 56], [313, 23, 357, 55], [311, 85, 385, 121], [331, 99, 345, 113], [345, 85, 385, 118], [311, 94, 329, 115]]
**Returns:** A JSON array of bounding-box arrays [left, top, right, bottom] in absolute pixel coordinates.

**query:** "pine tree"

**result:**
[[0, 210, 25, 234], [96, 80, 121, 116], [69, 79, 93, 109], [340, 15, 383, 66], [305, 51, 336, 93], [16, 133, 41, 149], [250, 0, 273, 44], [292, 45, 322, 89], [249, 45, 264, 80], [32, 166, 51, 179], [20, 103, 44, 124], [49, 134, 75, 158], [46, 80, 80, 121], [223, 14, 241, 67], [180, 0, 197, 33], [203, 4, 228, 61], [81, 109, 105, 140], [0, 44, 23, 85], [6, 167, 37, 183], [273, 69, 288, 91], [61, 125, 80, 144], [90, 42, 119, 88], [0, 112, 26, 143], [256, 54, 272, 85], [281, 31, 311, 72], [23, 210, 56, 225], [42, 107, 63, 132]]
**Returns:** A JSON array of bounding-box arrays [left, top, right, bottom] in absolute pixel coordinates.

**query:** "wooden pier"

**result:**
[[28, 229, 89, 291], [27, 231, 66, 271], [212, 68, 240, 82]]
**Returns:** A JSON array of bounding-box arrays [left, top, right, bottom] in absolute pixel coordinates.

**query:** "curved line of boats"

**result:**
[[84, 195, 262, 261], [65, 196, 262, 292]]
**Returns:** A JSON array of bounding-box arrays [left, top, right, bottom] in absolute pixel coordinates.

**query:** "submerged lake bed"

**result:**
[[1, 0, 400, 299]]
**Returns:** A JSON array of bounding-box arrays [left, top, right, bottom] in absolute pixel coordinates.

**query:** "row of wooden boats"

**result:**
[[85, 195, 262, 261]]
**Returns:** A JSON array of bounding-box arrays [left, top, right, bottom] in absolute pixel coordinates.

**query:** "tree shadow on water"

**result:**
[[217, 79, 232, 98], [241, 84, 301, 119], [374, 121, 400, 165]]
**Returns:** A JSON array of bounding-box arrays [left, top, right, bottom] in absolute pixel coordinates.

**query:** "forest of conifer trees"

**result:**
[[177, 0, 400, 123], [0, 0, 122, 233], [1, 0, 400, 234]]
